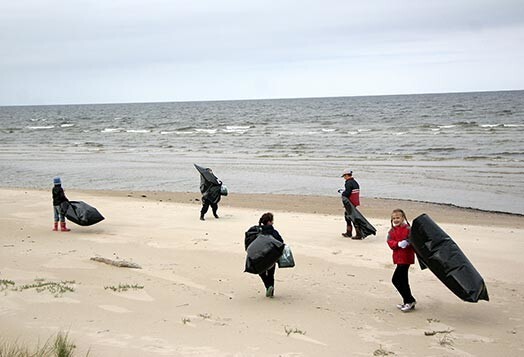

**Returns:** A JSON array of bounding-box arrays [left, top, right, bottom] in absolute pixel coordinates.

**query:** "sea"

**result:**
[[1, 90, 523, 214]]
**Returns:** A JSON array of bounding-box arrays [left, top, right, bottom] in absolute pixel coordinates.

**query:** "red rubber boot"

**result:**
[[60, 222, 71, 232]]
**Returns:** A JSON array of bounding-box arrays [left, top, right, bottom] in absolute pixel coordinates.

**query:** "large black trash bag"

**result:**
[[194, 164, 222, 204], [245, 225, 262, 251], [244, 234, 285, 274], [410, 214, 489, 302], [61, 201, 105, 226], [342, 197, 377, 238], [194, 164, 220, 185]]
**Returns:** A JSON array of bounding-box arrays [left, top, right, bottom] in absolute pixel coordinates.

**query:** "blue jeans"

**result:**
[[53, 205, 65, 222]]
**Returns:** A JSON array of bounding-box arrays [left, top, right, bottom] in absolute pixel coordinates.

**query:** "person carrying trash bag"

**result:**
[[339, 168, 361, 239], [51, 177, 71, 232], [244, 212, 285, 298], [194, 164, 224, 221]]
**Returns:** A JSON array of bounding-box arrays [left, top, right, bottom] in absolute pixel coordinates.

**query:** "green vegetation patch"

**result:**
[[104, 283, 144, 292], [17, 279, 75, 297]]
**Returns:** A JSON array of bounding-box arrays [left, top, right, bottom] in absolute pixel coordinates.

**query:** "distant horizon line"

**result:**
[[1, 88, 523, 108]]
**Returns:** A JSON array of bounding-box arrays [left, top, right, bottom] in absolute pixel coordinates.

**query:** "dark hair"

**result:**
[[390, 208, 409, 228], [259, 212, 274, 226]]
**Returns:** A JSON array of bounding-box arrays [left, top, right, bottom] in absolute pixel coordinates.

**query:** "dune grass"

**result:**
[[0, 332, 85, 357]]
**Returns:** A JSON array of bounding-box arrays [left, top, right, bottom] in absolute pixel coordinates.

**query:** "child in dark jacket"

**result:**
[[257, 212, 284, 298], [52, 177, 71, 232], [387, 209, 416, 312]]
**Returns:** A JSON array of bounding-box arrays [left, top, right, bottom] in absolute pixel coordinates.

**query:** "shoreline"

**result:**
[[4, 185, 522, 227], [71, 188, 522, 229]]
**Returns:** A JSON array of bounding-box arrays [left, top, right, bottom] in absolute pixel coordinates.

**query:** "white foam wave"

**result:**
[[395, 132, 407, 135], [225, 125, 250, 130], [321, 128, 336, 132], [101, 128, 123, 133], [480, 124, 500, 128], [60, 123, 75, 127], [438, 125, 456, 129], [357, 128, 371, 132], [27, 125, 54, 130], [347, 131, 359, 135], [222, 128, 247, 134], [126, 129, 151, 133], [504, 124, 524, 128], [195, 129, 217, 134]]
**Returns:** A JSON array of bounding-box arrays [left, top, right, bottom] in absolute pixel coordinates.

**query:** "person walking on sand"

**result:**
[[258, 212, 284, 298], [199, 167, 223, 220], [387, 209, 416, 312], [340, 168, 361, 239], [52, 177, 71, 232]]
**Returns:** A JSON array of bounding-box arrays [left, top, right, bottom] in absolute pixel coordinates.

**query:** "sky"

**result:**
[[1, 0, 524, 105]]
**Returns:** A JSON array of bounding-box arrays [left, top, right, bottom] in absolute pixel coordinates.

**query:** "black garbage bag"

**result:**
[[61, 201, 105, 226], [194, 164, 222, 204], [342, 197, 376, 238], [244, 225, 262, 251], [410, 214, 489, 302], [245, 234, 285, 274], [194, 163, 221, 185]]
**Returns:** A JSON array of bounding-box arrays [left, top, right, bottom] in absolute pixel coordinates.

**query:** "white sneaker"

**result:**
[[396, 303, 404, 309], [400, 302, 416, 312]]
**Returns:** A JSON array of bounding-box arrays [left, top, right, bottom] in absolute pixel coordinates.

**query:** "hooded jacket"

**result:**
[[387, 223, 415, 265]]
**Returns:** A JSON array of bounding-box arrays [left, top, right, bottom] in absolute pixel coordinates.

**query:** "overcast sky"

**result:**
[[1, 0, 523, 105]]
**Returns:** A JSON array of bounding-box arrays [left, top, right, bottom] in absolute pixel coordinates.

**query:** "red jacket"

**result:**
[[387, 223, 415, 265]]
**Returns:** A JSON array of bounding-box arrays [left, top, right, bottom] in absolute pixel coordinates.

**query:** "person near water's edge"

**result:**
[[340, 168, 362, 239], [200, 168, 222, 220], [257, 212, 284, 298], [52, 177, 71, 232]]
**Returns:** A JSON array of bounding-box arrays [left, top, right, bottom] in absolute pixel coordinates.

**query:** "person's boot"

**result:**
[[341, 225, 352, 238], [200, 213, 205, 221], [352, 227, 363, 240], [52, 222, 58, 231], [213, 211, 219, 219], [60, 222, 71, 232]]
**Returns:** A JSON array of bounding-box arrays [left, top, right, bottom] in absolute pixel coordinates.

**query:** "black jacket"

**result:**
[[261, 225, 283, 243], [52, 185, 69, 206]]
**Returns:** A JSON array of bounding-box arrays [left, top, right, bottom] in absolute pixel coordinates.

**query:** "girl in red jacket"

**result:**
[[387, 209, 416, 312]]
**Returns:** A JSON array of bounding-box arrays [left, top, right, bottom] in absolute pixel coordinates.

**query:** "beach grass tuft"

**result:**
[[0, 332, 82, 357], [284, 326, 306, 336], [0, 280, 15, 292], [104, 283, 144, 292], [17, 279, 75, 297]]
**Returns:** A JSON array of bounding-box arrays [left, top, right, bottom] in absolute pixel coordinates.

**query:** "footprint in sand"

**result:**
[[290, 333, 327, 346], [110, 290, 154, 301], [98, 304, 131, 313]]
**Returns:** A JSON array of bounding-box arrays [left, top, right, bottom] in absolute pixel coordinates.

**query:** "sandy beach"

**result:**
[[1, 188, 523, 356]]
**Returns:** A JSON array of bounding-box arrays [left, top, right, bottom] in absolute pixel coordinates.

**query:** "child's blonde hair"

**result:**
[[390, 208, 409, 228]]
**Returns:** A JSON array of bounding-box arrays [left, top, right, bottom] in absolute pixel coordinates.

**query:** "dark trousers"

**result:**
[[201, 200, 218, 216], [344, 214, 362, 237], [392, 264, 416, 304], [259, 265, 276, 289]]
